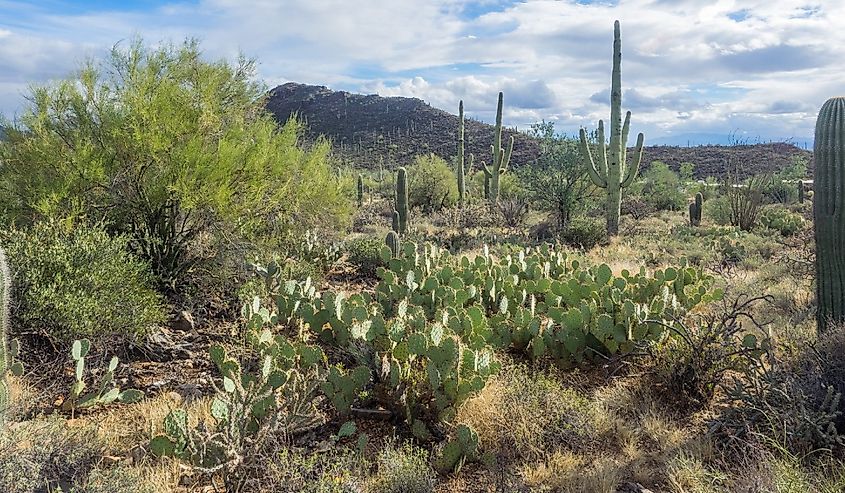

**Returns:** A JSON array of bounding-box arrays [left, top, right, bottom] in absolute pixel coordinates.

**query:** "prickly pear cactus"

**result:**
[[814, 97, 845, 332]]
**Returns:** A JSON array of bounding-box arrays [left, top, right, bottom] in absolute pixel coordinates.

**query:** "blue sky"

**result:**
[[1, 0, 840, 145]]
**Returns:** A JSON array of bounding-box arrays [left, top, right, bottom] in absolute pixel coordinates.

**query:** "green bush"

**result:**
[[346, 236, 386, 278], [637, 161, 686, 211], [760, 206, 804, 236], [704, 196, 732, 226], [408, 154, 458, 213], [559, 217, 606, 250], [1, 221, 164, 342]]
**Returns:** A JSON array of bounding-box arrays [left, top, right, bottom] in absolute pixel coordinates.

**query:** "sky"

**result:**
[[0, 0, 841, 146]]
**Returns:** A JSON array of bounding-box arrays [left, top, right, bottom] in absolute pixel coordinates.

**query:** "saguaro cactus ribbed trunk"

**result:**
[[0, 247, 15, 421], [395, 167, 409, 234], [482, 92, 513, 204], [456, 101, 473, 205], [578, 20, 644, 237], [813, 97, 845, 333]]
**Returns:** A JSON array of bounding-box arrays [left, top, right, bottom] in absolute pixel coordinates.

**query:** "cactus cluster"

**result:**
[[813, 97, 845, 333], [482, 92, 514, 203], [0, 246, 21, 422], [689, 192, 703, 226], [579, 21, 645, 236]]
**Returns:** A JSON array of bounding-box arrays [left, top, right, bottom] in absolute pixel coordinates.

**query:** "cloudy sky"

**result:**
[[1, 0, 841, 146]]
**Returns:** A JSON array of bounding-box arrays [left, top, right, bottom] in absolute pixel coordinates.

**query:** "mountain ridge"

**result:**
[[265, 82, 813, 178]]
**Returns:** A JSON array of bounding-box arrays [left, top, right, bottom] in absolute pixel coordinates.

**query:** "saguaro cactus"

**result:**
[[456, 101, 474, 205], [813, 97, 845, 333], [0, 246, 20, 421], [357, 174, 364, 208], [578, 20, 645, 236], [482, 92, 514, 204], [798, 180, 805, 204], [689, 192, 703, 226], [395, 167, 409, 234], [385, 231, 401, 258]]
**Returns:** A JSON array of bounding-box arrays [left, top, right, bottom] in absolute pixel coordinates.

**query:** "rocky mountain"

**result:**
[[265, 82, 812, 178]]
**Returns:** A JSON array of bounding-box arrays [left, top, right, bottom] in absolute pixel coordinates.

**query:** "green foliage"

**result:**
[[346, 236, 387, 278], [408, 154, 458, 213], [62, 339, 144, 413], [679, 162, 696, 182], [760, 206, 804, 236], [0, 38, 349, 292], [578, 21, 644, 236], [519, 121, 594, 228], [1, 221, 164, 342], [636, 161, 686, 211], [559, 217, 607, 250], [704, 196, 732, 226]]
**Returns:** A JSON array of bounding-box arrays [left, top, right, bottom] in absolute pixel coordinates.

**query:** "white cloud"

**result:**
[[0, 0, 842, 141]]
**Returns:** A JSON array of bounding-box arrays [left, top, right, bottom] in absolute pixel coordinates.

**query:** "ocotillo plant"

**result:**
[[578, 20, 645, 236], [813, 97, 845, 333], [456, 101, 474, 205], [798, 180, 805, 204], [689, 192, 703, 226], [357, 174, 364, 208], [395, 167, 409, 234], [482, 92, 514, 204], [0, 246, 21, 422]]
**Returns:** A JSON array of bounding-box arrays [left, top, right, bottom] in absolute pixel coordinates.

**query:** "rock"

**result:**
[[171, 310, 195, 331]]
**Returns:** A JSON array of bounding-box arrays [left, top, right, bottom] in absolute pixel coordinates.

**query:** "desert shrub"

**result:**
[[346, 236, 386, 278], [637, 161, 686, 211], [470, 170, 526, 202], [653, 294, 771, 413], [621, 195, 656, 220], [353, 202, 388, 231], [762, 179, 797, 204], [705, 196, 732, 226], [559, 217, 606, 250], [759, 206, 804, 236], [431, 203, 498, 229], [1, 221, 164, 342], [0, 416, 103, 493], [369, 441, 436, 493], [70, 466, 157, 493], [498, 198, 529, 228], [270, 449, 363, 493], [725, 175, 767, 231], [0, 38, 349, 294], [408, 153, 458, 213], [716, 325, 845, 456]]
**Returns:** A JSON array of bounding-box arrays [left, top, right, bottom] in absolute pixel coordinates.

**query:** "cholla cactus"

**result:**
[[578, 21, 645, 236]]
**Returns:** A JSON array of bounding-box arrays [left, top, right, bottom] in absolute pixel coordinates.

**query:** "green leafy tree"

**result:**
[[519, 122, 594, 228], [0, 39, 350, 292], [634, 161, 685, 211], [408, 153, 458, 213]]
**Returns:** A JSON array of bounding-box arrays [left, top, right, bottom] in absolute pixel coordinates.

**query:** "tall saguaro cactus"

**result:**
[[356, 174, 364, 208], [395, 167, 409, 234], [456, 101, 474, 205], [813, 97, 845, 333], [482, 92, 514, 204], [578, 20, 645, 236], [0, 246, 19, 421]]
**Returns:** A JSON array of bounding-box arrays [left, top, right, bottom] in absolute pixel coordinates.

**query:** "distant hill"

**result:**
[[265, 83, 813, 178]]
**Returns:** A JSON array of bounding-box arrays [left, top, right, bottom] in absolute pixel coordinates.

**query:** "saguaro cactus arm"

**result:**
[[621, 132, 644, 188], [579, 123, 608, 188]]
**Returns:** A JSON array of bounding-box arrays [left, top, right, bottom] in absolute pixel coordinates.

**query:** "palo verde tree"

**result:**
[[0, 38, 350, 293], [578, 20, 645, 236]]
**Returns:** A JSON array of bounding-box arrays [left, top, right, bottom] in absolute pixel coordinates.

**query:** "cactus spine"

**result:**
[[798, 180, 805, 204], [456, 101, 473, 205], [482, 92, 514, 204], [579, 20, 645, 237], [689, 192, 703, 226], [813, 97, 845, 333], [395, 167, 409, 234], [356, 174, 364, 208]]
